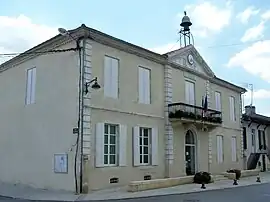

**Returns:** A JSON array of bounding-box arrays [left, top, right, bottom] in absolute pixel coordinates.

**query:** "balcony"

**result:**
[[168, 102, 222, 128]]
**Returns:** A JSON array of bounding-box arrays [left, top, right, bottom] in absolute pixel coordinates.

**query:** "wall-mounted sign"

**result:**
[[73, 128, 79, 134]]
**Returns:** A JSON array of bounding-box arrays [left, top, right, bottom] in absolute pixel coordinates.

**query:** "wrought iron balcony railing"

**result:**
[[168, 102, 222, 124]]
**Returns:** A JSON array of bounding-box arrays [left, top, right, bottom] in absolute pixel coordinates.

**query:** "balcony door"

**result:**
[[185, 80, 195, 113]]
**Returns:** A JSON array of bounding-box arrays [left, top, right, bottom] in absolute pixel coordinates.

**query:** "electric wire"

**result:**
[[0, 38, 269, 59], [0, 47, 79, 58]]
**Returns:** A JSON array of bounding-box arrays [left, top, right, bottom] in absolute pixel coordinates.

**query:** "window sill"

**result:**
[[136, 165, 157, 170]]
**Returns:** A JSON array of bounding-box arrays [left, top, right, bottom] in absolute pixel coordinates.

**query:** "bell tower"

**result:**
[[179, 11, 194, 47]]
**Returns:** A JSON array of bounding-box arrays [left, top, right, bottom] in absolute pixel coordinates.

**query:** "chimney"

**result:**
[[245, 105, 256, 115]]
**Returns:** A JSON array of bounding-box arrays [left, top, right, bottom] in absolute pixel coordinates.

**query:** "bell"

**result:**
[[180, 11, 192, 31]]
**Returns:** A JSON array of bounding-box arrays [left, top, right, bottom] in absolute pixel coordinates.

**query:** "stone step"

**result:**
[[213, 175, 227, 181]]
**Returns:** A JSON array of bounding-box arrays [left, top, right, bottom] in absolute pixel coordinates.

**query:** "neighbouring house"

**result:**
[[0, 21, 246, 192], [242, 105, 270, 171]]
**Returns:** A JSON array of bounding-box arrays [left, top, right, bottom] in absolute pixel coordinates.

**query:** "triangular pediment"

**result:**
[[165, 45, 215, 77]]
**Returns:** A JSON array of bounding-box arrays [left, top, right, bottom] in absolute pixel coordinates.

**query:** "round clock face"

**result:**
[[188, 54, 194, 65]]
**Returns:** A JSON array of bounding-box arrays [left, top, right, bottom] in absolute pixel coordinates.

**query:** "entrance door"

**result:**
[[185, 130, 196, 175], [251, 129, 256, 153]]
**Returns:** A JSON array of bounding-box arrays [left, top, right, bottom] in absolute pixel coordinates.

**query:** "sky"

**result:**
[[1, 0, 270, 116]]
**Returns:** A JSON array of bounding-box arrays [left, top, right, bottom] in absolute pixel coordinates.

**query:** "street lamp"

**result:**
[[85, 77, 101, 94], [58, 27, 101, 194]]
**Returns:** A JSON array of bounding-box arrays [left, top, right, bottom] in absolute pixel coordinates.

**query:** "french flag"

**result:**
[[202, 95, 208, 117]]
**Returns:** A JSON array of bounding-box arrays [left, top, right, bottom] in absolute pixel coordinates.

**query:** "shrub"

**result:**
[[227, 169, 241, 180], [193, 171, 212, 184]]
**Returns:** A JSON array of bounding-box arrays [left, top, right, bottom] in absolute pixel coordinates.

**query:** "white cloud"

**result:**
[[227, 40, 270, 82], [236, 6, 260, 24], [181, 1, 232, 37], [261, 10, 270, 20], [0, 15, 58, 64], [244, 89, 270, 99], [240, 21, 265, 42]]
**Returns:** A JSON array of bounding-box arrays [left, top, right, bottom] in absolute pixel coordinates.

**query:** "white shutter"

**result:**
[[151, 127, 158, 166], [189, 82, 195, 105], [185, 81, 190, 104], [215, 92, 221, 111], [111, 58, 118, 99], [95, 123, 105, 167], [119, 125, 127, 166], [229, 97, 235, 121], [133, 126, 140, 166], [26, 68, 32, 105], [220, 136, 224, 162], [138, 67, 144, 103], [231, 136, 237, 162], [30, 67, 36, 104], [144, 68, 150, 104], [217, 135, 224, 163], [104, 56, 111, 97]]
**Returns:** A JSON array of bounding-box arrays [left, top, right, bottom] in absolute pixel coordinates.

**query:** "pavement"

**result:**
[[1, 173, 270, 201]]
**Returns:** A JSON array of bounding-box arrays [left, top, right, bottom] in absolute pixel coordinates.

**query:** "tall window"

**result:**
[[243, 127, 247, 150], [231, 136, 237, 162], [25, 67, 36, 105], [229, 96, 236, 121], [138, 67, 151, 104], [185, 80, 195, 105], [95, 123, 127, 168], [185, 80, 195, 113], [215, 91, 221, 111], [104, 124, 118, 166], [217, 135, 224, 163], [133, 126, 158, 166], [139, 127, 151, 165], [104, 56, 119, 98]]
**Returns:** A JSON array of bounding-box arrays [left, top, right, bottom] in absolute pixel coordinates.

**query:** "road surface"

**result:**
[[0, 183, 270, 202]]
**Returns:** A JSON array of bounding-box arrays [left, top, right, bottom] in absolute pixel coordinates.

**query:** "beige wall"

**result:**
[[211, 83, 241, 129], [210, 127, 243, 173], [0, 42, 79, 191], [90, 41, 165, 118], [87, 109, 165, 190], [170, 63, 243, 175]]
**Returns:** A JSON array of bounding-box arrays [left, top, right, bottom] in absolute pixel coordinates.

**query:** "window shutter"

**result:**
[[144, 68, 150, 104], [26, 69, 32, 105], [104, 57, 111, 97], [215, 92, 221, 111], [95, 123, 104, 167], [30, 67, 36, 104], [138, 68, 144, 103], [231, 137, 237, 162], [189, 82, 195, 105], [111, 58, 119, 98], [151, 127, 158, 166], [185, 81, 190, 104], [133, 126, 140, 166], [119, 124, 127, 166], [229, 97, 232, 120]]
